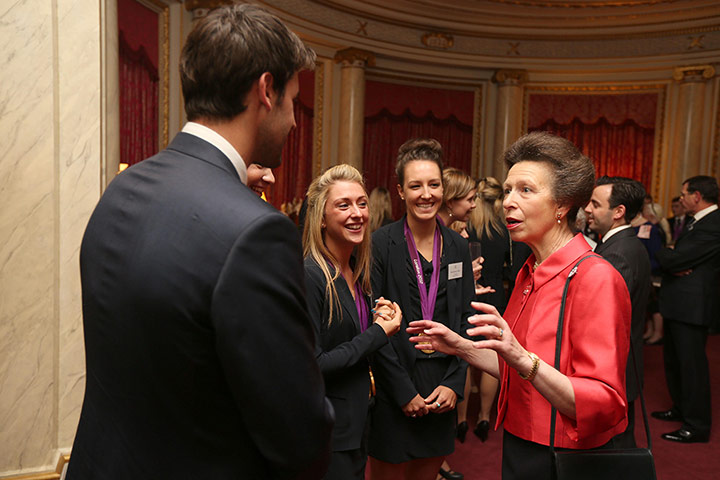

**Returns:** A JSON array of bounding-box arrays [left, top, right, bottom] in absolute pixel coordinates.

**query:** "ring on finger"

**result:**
[[435, 402, 441, 408], [498, 327, 504, 339]]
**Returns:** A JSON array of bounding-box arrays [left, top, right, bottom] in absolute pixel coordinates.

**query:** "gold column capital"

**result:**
[[673, 65, 715, 83], [334, 48, 376, 68], [493, 69, 529, 86]]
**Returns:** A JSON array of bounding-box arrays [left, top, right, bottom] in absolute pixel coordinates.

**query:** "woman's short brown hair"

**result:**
[[502, 131, 595, 227], [180, 4, 316, 122], [395, 138, 444, 187]]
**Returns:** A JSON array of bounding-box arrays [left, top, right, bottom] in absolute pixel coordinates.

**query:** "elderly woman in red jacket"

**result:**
[[408, 132, 631, 480]]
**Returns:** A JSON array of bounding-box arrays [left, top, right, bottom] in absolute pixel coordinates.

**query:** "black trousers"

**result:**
[[663, 317, 711, 435]]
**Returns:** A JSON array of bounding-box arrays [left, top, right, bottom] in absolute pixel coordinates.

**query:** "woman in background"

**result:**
[[369, 187, 394, 232], [369, 139, 475, 480], [304, 165, 403, 480], [466, 176, 510, 442]]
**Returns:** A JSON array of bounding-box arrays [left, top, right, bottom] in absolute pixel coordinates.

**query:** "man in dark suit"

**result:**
[[67, 5, 333, 479], [667, 196, 687, 245], [652, 175, 720, 443], [585, 176, 651, 447]]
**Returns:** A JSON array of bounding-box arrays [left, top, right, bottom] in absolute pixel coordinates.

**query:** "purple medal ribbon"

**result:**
[[354, 282, 369, 332], [404, 218, 441, 321]]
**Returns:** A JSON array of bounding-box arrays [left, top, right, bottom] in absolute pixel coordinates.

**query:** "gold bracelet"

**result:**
[[518, 352, 540, 381]]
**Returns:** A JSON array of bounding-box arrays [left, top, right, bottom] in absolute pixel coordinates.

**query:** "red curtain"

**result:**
[[527, 93, 657, 190], [531, 117, 655, 188], [363, 81, 474, 219], [267, 70, 315, 210], [119, 30, 158, 166]]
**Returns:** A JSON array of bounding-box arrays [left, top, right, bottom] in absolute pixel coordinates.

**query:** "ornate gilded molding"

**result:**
[[493, 69, 528, 86], [652, 86, 667, 202], [333, 47, 376, 68], [421, 32, 454, 50], [673, 65, 716, 82], [313, 62, 325, 177], [472, 86, 484, 178], [142, 0, 170, 148]]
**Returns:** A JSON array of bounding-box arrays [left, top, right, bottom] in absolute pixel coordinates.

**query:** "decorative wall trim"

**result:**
[[493, 69, 528, 86], [672, 64, 716, 82], [421, 32, 454, 50], [333, 47, 376, 67], [141, 0, 171, 148], [652, 85, 668, 201], [472, 86, 484, 178], [4, 455, 69, 480], [313, 61, 324, 177]]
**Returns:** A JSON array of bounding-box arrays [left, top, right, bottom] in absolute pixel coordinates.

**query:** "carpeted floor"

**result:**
[[445, 334, 720, 480]]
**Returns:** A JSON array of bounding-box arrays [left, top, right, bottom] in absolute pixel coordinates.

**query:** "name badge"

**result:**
[[637, 224, 652, 239], [448, 262, 463, 280]]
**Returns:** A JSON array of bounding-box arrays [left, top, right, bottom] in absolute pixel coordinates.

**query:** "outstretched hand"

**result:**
[[467, 302, 531, 373], [407, 320, 466, 356]]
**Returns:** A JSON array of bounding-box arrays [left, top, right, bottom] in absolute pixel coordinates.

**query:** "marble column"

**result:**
[[492, 69, 528, 180], [668, 65, 716, 190], [334, 48, 375, 170]]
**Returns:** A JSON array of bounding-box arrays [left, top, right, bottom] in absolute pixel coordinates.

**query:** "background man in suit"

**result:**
[[652, 175, 720, 443], [667, 196, 687, 245], [67, 5, 333, 479], [585, 176, 651, 447]]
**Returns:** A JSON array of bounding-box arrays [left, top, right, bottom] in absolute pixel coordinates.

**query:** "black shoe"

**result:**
[[456, 421, 468, 443], [474, 420, 490, 442], [661, 428, 709, 443], [439, 468, 464, 480], [651, 409, 683, 422]]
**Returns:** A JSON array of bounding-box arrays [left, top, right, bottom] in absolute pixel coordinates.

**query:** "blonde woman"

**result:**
[[303, 164, 402, 480], [369, 186, 394, 232]]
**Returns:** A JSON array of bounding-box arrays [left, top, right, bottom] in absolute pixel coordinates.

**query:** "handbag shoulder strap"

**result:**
[[548, 253, 652, 452]]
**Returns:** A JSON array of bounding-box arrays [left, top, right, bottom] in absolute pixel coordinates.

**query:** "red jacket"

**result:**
[[497, 234, 631, 449]]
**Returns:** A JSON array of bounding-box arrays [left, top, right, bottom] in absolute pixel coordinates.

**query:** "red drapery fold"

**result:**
[[531, 117, 655, 189], [268, 101, 314, 210], [267, 70, 315, 211], [528, 93, 658, 190], [363, 108, 473, 219], [119, 30, 159, 166]]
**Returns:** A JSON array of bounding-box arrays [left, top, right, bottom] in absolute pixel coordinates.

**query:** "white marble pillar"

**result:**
[[334, 48, 375, 170], [668, 65, 716, 189], [492, 69, 528, 179], [0, 0, 110, 475]]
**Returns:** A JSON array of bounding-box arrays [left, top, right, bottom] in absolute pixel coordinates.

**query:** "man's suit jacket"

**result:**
[[370, 219, 474, 408], [67, 133, 333, 479], [657, 209, 720, 327], [595, 227, 651, 401], [304, 257, 388, 452]]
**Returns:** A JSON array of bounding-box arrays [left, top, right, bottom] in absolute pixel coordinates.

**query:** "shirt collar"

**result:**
[[692, 204, 718, 223], [601, 224, 632, 243], [181, 122, 247, 184]]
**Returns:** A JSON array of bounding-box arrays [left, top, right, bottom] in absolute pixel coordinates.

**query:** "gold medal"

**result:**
[[418, 332, 435, 354]]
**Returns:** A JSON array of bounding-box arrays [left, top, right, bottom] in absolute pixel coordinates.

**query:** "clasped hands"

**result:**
[[401, 386, 457, 418], [372, 297, 402, 336]]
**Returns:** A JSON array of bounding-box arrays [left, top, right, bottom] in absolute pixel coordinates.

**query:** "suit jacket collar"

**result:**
[[166, 132, 242, 182], [334, 273, 363, 333], [595, 227, 637, 254]]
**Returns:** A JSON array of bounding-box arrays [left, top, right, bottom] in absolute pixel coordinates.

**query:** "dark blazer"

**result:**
[[595, 227, 651, 401], [68, 133, 333, 480], [657, 208, 720, 326], [304, 257, 388, 451], [370, 219, 474, 407]]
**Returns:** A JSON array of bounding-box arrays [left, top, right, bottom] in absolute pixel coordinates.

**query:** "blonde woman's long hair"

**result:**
[[369, 187, 392, 232], [469, 177, 505, 240], [303, 164, 372, 326]]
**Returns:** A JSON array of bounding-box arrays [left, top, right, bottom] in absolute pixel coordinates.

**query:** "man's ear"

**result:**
[[613, 204, 626, 222], [257, 72, 274, 110]]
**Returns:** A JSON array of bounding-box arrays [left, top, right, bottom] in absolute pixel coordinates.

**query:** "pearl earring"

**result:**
[[556, 213, 562, 224]]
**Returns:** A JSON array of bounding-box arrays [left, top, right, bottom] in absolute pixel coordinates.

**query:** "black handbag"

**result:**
[[549, 255, 657, 480]]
